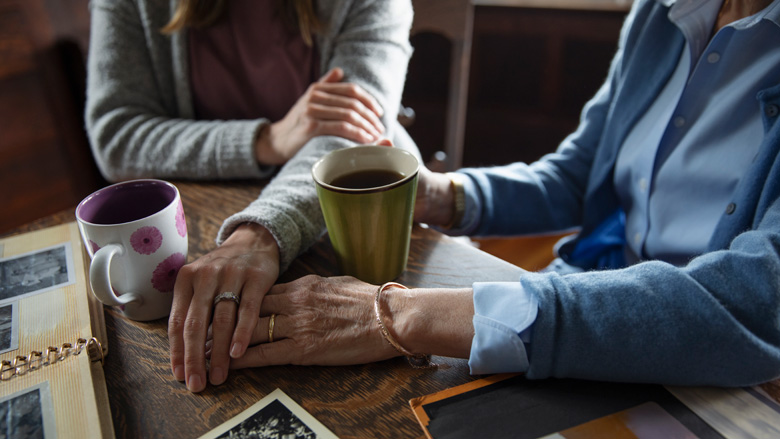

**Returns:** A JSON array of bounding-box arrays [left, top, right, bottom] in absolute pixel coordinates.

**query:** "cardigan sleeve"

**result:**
[[85, 0, 274, 182], [519, 190, 780, 386], [216, 0, 416, 272]]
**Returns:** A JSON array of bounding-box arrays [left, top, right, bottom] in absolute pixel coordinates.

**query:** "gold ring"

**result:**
[[268, 313, 276, 343]]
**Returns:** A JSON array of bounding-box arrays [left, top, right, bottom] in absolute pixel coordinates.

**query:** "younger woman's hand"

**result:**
[[255, 67, 386, 165], [168, 223, 280, 392]]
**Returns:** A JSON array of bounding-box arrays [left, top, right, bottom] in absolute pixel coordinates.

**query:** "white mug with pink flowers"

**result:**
[[76, 179, 188, 321]]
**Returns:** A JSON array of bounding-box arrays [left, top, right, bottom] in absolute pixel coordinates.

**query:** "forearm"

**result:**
[[384, 286, 475, 359]]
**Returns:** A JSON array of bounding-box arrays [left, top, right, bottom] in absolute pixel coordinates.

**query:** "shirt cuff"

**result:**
[[468, 282, 538, 375]]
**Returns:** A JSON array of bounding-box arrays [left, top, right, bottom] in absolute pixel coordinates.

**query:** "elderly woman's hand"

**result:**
[[168, 222, 280, 392], [222, 275, 476, 369], [414, 167, 457, 227]]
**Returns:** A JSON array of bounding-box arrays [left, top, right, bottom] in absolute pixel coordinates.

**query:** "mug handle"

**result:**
[[90, 244, 143, 307]]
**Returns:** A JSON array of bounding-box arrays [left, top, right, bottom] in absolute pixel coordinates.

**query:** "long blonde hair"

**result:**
[[162, 0, 321, 46]]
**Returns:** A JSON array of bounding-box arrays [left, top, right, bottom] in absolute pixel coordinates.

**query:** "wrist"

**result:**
[[386, 286, 474, 359], [253, 122, 284, 166], [423, 172, 458, 226], [226, 222, 280, 260]]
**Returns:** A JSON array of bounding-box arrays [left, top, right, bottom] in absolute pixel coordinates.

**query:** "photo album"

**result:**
[[0, 223, 112, 438]]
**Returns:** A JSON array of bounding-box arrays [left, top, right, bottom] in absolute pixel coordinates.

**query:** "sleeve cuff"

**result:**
[[468, 282, 538, 375]]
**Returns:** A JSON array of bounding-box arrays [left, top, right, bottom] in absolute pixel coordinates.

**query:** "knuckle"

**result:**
[[346, 109, 361, 123], [336, 121, 353, 133], [177, 263, 197, 278], [220, 263, 245, 279], [348, 100, 363, 113], [244, 265, 270, 280], [253, 346, 274, 364], [183, 357, 203, 371], [168, 314, 186, 333], [346, 84, 360, 95], [182, 317, 206, 337], [190, 266, 220, 285]]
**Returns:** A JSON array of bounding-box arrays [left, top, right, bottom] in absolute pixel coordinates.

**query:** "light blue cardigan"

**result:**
[[461, 0, 780, 386]]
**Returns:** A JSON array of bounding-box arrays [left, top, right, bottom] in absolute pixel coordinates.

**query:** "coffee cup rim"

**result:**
[[311, 145, 419, 194], [76, 179, 179, 227]]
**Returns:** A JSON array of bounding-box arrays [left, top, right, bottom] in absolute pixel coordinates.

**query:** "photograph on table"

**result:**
[[200, 388, 338, 439], [0, 243, 75, 303]]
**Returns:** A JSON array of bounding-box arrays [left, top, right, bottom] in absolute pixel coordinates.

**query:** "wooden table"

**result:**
[[4, 180, 524, 439], [8, 180, 780, 439]]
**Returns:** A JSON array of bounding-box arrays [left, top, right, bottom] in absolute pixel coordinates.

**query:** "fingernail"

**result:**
[[187, 374, 203, 392], [210, 367, 225, 385], [174, 365, 185, 381], [230, 342, 243, 358]]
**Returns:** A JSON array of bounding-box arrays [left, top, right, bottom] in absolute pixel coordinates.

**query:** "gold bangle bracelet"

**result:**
[[374, 282, 435, 369], [443, 172, 466, 229]]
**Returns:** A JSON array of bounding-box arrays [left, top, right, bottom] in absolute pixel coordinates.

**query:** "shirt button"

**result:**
[[673, 116, 686, 127], [638, 178, 648, 192], [725, 203, 736, 215], [707, 52, 721, 63], [766, 104, 779, 118]]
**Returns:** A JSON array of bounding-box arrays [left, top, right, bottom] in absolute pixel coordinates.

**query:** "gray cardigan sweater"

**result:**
[[86, 0, 416, 270]]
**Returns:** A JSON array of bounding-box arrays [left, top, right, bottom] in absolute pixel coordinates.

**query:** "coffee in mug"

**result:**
[[312, 145, 419, 284]]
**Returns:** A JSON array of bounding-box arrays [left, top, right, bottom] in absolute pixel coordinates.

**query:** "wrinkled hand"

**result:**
[[413, 166, 454, 227], [168, 223, 280, 392], [255, 67, 386, 165], [372, 139, 456, 227], [224, 275, 400, 368]]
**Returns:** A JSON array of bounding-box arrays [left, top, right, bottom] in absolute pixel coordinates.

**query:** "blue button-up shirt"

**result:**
[[616, 0, 780, 265], [463, 0, 780, 375]]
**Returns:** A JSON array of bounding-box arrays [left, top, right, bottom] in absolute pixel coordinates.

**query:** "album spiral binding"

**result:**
[[0, 336, 105, 381], [0, 223, 114, 438]]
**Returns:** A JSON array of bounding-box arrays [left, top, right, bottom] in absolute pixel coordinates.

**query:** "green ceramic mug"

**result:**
[[312, 145, 419, 284]]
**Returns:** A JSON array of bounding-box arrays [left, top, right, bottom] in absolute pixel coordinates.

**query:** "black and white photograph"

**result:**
[[0, 243, 75, 303], [0, 302, 18, 354], [0, 382, 56, 439], [200, 389, 338, 439]]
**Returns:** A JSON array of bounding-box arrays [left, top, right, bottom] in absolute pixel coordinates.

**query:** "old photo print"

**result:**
[[200, 389, 338, 439], [0, 243, 75, 303], [0, 381, 57, 439], [0, 302, 19, 354]]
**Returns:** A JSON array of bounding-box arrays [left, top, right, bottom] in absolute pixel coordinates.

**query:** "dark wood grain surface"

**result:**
[[2, 180, 523, 439]]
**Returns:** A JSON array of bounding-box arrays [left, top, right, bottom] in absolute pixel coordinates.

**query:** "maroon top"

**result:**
[[188, 0, 319, 122]]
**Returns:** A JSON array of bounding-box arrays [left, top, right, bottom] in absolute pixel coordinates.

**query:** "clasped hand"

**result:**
[[169, 144, 458, 393], [254, 67, 386, 165]]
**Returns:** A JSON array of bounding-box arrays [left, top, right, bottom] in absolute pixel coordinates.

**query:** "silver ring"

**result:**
[[213, 292, 240, 307]]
